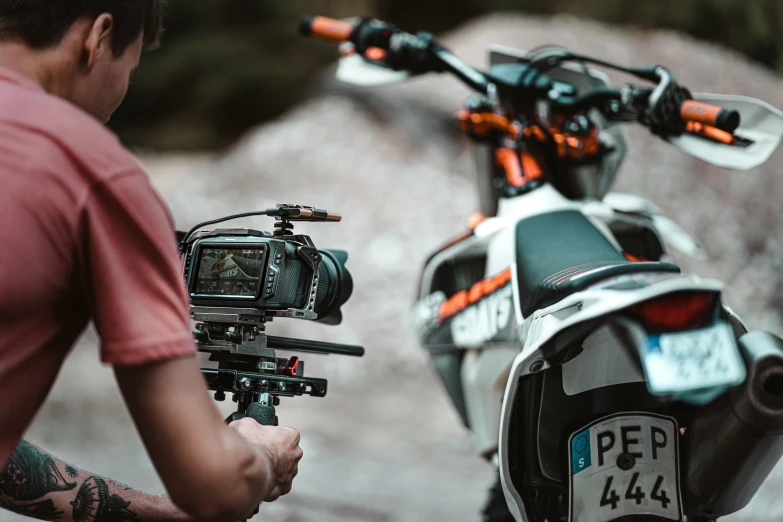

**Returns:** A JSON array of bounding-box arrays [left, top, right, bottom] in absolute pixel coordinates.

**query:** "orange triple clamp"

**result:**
[[456, 110, 520, 140]]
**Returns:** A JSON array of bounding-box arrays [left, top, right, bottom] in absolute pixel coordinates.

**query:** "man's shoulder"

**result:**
[[0, 83, 141, 181]]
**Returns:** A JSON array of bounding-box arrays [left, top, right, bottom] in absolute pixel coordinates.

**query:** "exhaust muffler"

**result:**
[[683, 330, 783, 517]]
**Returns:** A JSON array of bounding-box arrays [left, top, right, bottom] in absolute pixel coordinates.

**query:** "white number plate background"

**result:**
[[569, 413, 682, 522]]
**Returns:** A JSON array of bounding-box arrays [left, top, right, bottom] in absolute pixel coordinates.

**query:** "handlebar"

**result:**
[[301, 15, 742, 143]]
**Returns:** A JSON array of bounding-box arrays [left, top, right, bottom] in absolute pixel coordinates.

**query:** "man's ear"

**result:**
[[83, 14, 115, 69]]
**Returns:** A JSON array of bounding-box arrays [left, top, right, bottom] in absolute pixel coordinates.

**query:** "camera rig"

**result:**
[[179, 204, 364, 425]]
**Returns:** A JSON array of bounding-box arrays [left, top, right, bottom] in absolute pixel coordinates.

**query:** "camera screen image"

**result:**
[[195, 247, 267, 297]]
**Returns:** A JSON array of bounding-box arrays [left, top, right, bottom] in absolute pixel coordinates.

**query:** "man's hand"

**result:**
[[229, 420, 303, 501], [115, 356, 301, 521]]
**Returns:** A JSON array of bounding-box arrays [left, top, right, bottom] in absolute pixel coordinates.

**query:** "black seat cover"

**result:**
[[515, 210, 680, 316]]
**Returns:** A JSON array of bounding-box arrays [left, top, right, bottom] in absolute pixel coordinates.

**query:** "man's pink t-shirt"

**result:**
[[0, 67, 195, 463]]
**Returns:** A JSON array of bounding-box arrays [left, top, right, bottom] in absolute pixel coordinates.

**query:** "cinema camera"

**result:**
[[179, 204, 363, 426]]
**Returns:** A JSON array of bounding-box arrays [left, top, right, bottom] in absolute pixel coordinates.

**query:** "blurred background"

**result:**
[[12, 1, 783, 521]]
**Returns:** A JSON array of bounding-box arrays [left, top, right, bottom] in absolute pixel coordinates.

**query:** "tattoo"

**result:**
[[0, 443, 138, 522], [71, 477, 139, 522], [0, 441, 77, 501], [0, 498, 64, 520]]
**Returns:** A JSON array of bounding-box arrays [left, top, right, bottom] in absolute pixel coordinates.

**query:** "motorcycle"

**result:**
[[301, 15, 783, 522]]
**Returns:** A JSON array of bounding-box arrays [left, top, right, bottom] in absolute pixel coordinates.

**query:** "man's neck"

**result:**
[[0, 42, 67, 96]]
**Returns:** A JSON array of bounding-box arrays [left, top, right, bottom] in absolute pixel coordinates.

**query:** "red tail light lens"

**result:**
[[631, 292, 717, 332]]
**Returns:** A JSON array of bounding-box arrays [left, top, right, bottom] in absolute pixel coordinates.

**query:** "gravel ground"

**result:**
[[10, 12, 783, 522]]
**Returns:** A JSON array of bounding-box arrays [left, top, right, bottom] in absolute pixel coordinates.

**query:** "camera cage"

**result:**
[[179, 204, 364, 425]]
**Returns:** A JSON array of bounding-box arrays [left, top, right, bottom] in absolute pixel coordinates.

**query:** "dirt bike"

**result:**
[[301, 15, 783, 522]]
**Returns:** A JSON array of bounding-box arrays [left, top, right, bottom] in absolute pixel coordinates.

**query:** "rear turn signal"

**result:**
[[631, 292, 717, 332]]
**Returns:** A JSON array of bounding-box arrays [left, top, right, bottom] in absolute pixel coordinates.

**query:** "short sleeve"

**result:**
[[79, 170, 196, 365]]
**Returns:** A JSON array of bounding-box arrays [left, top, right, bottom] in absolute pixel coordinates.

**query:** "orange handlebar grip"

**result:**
[[680, 100, 740, 133], [300, 16, 355, 42]]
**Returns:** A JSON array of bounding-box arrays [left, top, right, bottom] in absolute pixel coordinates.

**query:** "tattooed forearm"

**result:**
[[71, 477, 138, 522], [0, 441, 77, 520], [1, 440, 78, 501], [0, 441, 190, 522], [0, 498, 64, 520]]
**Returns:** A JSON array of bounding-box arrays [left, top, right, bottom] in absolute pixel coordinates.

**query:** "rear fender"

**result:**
[[516, 273, 724, 375], [499, 273, 726, 522]]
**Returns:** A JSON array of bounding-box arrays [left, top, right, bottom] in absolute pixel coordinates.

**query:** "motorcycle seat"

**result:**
[[515, 210, 680, 316]]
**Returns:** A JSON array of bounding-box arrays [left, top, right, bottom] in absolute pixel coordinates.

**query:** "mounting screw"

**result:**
[[260, 380, 269, 390], [278, 382, 287, 392], [617, 453, 636, 471], [530, 360, 545, 373], [239, 378, 251, 390], [299, 383, 307, 390]]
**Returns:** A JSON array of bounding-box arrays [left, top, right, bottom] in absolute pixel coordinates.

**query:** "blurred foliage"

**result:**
[[111, 0, 783, 151]]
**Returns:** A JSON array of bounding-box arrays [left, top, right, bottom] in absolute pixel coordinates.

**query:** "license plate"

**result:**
[[641, 322, 745, 396], [568, 413, 682, 522]]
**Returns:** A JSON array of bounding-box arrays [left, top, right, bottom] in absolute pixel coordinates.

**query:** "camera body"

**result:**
[[183, 228, 352, 324]]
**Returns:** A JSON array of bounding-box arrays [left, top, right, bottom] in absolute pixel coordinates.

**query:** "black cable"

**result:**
[[180, 210, 275, 251]]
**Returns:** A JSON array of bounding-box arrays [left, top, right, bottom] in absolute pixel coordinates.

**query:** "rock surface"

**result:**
[[12, 13, 783, 522]]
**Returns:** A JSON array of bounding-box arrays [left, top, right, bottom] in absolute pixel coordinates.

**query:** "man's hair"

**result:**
[[0, 0, 165, 56]]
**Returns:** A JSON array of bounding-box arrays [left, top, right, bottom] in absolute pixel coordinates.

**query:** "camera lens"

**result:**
[[313, 249, 353, 325]]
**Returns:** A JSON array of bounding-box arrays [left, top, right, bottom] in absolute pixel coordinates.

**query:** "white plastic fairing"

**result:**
[[461, 346, 518, 456], [336, 53, 411, 86], [669, 93, 783, 170]]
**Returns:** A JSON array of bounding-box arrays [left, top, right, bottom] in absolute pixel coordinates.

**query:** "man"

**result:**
[[0, 1, 303, 521]]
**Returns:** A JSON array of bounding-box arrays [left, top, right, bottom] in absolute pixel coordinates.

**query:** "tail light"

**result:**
[[630, 292, 717, 332]]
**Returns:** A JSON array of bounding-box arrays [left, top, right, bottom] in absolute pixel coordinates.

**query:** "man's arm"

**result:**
[[115, 355, 302, 521], [0, 440, 191, 522], [75, 172, 301, 520], [0, 356, 302, 522]]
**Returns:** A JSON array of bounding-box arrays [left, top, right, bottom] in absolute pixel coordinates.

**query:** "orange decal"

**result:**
[[437, 268, 512, 322]]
